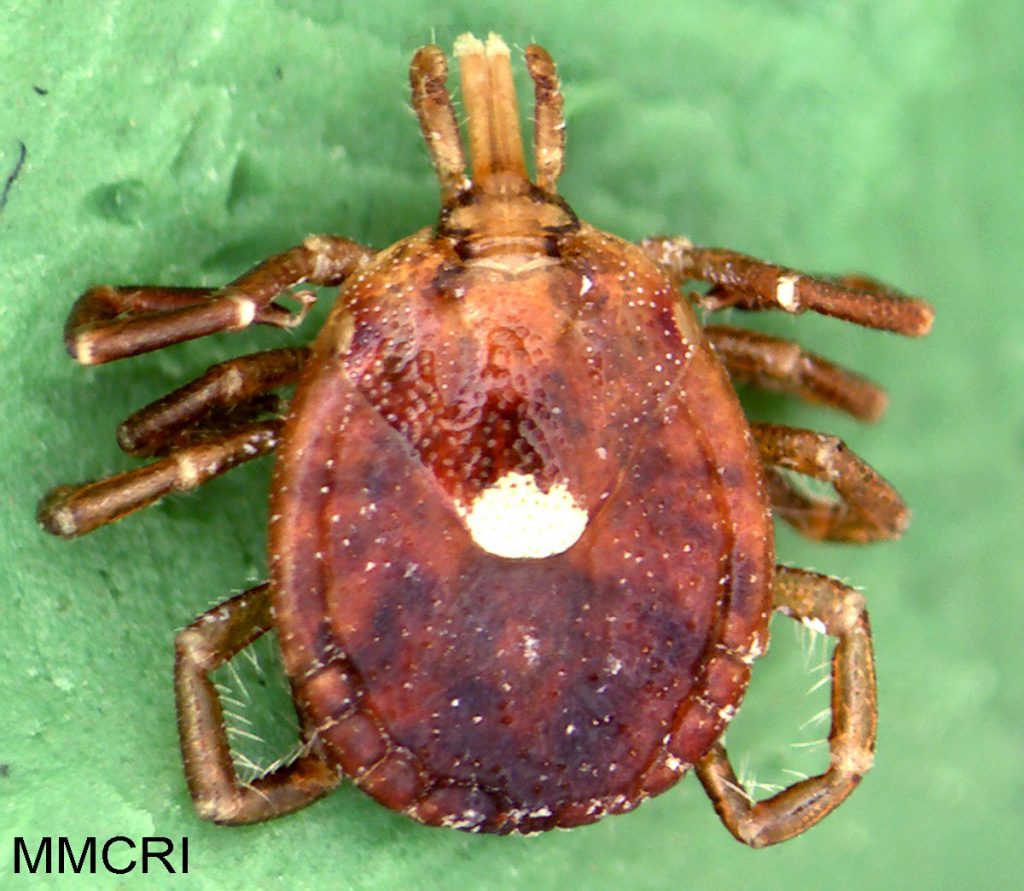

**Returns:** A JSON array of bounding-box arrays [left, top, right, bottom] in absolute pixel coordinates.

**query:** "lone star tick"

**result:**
[[39, 33, 933, 845]]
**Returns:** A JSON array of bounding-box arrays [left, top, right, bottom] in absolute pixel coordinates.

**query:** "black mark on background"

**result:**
[[0, 140, 27, 214], [33, 85, 49, 96]]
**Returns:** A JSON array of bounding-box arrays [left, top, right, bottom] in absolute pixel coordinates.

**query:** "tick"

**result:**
[[39, 33, 933, 845]]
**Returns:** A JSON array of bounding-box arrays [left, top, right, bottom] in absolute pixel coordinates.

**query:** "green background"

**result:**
[[1, 1, 1020, 888]]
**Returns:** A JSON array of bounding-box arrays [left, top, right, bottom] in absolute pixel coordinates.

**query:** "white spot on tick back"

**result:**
[[460, 472, 588, 559]]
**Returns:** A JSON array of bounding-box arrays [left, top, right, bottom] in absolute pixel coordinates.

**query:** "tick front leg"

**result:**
[[705, 325, 888, 422], [640, 236, 933, 336], [696, 566, 876, 847], [66, 236, 374, 365], [175, 584, 339, 824], [752, 423, 908, 542]]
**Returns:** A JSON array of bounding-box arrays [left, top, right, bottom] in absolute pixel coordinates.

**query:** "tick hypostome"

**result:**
[[39, 32, 932, 846]]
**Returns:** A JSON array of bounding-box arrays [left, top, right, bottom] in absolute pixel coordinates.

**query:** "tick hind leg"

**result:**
[[696, 567, 876, 847], [175, 584, 339, 824], [751, 422, 909, 543], [38, 347, 307, 537], [65, 235, 374, 365], [640, 236, 933, 336]]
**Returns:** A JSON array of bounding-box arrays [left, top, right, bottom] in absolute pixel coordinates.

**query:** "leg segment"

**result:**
[[705, 325, 888, 422], [117, 347, 308, 457], [696, 566, 876, 847], [66, 235, 374, 365], [38, 420, 280, 538], [175, 584, 339, 824], [640, 236, 934, 336], [752, 423, 909, 542]]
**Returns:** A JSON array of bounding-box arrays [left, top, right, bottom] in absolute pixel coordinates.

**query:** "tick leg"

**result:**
[[705, 325, 888, 422], [38, 420, 280, 538], [66, 236, 374, 365], [640, 236, 933, 336], [39, 348, 306, 535], [117, 347, 308, 457], [696, 566, 876, 847], [175, 584, 339, 824], [752, 423, 908, 542]]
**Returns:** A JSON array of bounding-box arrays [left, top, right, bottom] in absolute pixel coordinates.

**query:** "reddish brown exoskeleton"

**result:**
[[39, 33, 932, 845]]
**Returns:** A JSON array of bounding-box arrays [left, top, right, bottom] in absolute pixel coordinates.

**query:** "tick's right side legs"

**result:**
[[705, 326, 889, 422], [175, 584, 340, 824], [751, 423, 909, 543], [641, 236, 933, 336]]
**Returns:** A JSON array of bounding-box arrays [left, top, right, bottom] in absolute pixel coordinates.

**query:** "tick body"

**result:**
[[40, 33, 933, 845]]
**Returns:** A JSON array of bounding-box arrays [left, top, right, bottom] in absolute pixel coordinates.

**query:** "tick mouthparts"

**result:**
[[454, 33, 528, 188], [411, 33, 565, 197]]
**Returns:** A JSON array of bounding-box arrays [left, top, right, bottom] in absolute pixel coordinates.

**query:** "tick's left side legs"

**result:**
[[65, 235, 373, 365], [38, 348, 307, 537], [696, 566, 876, 847], [115, 347, 308, 457], [38, 421, 282, 537], [175, 584, 340, 824]]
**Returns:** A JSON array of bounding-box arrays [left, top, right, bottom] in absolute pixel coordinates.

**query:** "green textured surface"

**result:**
[[1, 1, 1020, 888]]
